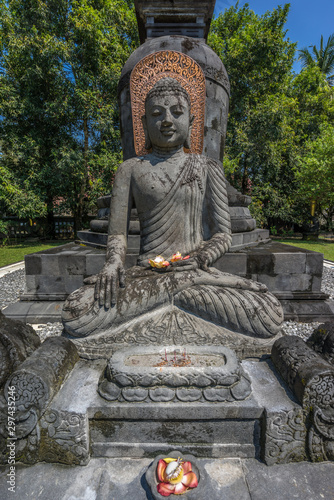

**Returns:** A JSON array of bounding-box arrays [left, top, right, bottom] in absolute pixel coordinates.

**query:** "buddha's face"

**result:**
[[143, 92, 192, 149]]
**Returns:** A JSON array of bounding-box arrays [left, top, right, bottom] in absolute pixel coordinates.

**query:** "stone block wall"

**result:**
[[22, 241, 324, 302]]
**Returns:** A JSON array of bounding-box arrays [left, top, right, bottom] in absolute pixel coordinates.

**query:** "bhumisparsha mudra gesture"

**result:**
[[62, 77, 283, 339]]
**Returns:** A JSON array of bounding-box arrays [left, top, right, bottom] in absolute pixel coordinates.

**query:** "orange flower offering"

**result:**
[[171, 252, 182, 262], [149, 253, 190, 269], [149, 255, 170, 268], [157, 457, 198, 496]]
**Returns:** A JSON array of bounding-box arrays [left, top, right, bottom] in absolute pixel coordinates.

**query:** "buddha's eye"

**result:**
[[172, 107, 184, 116]]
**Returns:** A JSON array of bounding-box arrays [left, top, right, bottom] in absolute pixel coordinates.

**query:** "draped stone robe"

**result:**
[[62, 154, 283, 339]]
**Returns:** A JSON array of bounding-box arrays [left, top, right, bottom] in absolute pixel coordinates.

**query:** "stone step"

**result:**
[[23, 358, 304, 465], [77, 228, 270, 253]]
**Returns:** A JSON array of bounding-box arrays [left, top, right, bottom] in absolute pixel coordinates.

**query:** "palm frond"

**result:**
[[298, 47, 314, 68]]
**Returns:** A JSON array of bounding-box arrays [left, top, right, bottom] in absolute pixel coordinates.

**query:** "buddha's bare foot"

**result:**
[[205, 268, 268, 292]]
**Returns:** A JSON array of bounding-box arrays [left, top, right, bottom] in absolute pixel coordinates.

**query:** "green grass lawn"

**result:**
[[276, 238, 334, 262], [0, 241, 72, 267]]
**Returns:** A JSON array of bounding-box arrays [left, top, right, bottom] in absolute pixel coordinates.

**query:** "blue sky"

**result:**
[[214, 0, 334, 73]]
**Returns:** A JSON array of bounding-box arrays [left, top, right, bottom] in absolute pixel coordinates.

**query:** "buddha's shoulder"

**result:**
[[116, 157, 144, 175], [190, 154, 224, 169]]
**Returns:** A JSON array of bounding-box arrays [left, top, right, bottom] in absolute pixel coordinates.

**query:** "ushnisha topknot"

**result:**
[[145, 77, 191, 109]]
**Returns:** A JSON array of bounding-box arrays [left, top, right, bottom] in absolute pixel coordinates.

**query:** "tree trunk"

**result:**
[[46, 195, 55, 239], [241, 163, 248, 194], [74, 116, 89, 236]]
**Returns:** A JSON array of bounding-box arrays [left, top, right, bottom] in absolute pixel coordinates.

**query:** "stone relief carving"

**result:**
[[272, 335, 334, 463], [98, 345, 252, 404], [263, 409, 307, 465], [203, 66, 230, 95], [0, 310, 40, 389], [40, 409, 89, 465]]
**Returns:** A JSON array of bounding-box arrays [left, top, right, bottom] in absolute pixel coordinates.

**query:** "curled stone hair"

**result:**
[[145, 77, 191, 109]]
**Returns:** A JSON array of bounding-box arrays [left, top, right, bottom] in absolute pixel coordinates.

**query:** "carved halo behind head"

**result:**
[[130, 50, 206, 156]]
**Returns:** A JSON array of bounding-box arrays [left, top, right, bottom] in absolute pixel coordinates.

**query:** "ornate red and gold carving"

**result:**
[[130, 51, 206, 156]]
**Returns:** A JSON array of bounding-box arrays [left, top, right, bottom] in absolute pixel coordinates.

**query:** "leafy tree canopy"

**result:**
[[0, 0, 139, 234], [208, 2, 334, 230], [298, 33, 334, 85]]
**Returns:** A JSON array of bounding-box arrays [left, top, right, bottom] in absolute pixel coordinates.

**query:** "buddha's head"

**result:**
[[142, 78, 194, 151]]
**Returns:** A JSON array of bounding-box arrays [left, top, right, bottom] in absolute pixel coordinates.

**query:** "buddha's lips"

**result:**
[[161, 129, 175, 136]]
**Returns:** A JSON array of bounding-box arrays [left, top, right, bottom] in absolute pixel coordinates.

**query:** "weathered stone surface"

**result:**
[[39, 408, 89, 466], [307, 321, 334, 364], [1, 356, 310, 465], [272, 336, 334, 407], [119, 36, 229, 161], [272, 335, 334, 462], [274, 252, 306, 274], [244, 459, 334, 500], [4, 337, 78, 440], [68, 307, 283, 360], [262, 408, 307, 465], [3, 301, 65, 324], [63, 80, 284, 344], [98, 345, 252, 404], [3, 457, 334, 500], [0, 311, 40, 388], [242, 359, 307, 466]]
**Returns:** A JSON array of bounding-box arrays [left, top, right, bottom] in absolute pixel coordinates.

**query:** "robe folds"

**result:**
[[62, 155, 284, 339]]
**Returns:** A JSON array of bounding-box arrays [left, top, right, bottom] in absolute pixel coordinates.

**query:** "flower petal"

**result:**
[[163, 458, 177, 464], [182, 255, 190, 260], [174, 482, 188, 495], [182, 471, 198, 488], [157, 459, 168, 482], [157, 482, 175, 496], [182, 461, 192, 474], [171, 252, 182, 262]]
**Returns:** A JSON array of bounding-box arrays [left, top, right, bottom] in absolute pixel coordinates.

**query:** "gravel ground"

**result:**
[[0, 266, 333, 343], [321, 266, 334, 300]]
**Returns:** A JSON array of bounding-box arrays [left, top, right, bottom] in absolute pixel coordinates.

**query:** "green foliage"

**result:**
[[298, 33, 334, 85], [0, 164, 47, 218], [295, 123, 334, 231], [208, 4, 296, 195], [209, 3, 334, 230], [0, 0, 139, 233]]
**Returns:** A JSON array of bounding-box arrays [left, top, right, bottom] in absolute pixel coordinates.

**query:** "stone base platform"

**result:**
[[9, 357, 305, 466], [77, 227, 271, 252], [3, 240, 333, 324]]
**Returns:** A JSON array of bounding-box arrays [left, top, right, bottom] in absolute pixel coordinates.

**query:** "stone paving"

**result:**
[[1, 457, 334, 499]]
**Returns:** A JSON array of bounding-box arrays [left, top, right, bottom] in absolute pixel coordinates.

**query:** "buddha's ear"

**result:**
[[184, 114, 195, 150], [141, 115, 152, 150]]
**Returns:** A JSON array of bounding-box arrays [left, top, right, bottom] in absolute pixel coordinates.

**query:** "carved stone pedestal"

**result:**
[[0, 354, 308, 466]]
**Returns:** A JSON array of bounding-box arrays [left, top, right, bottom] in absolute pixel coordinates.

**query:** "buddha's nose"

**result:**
[[162, 110, 173, 126]]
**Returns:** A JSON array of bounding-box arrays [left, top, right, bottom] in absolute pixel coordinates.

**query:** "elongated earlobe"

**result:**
[[184, 114, 194, 149], [141, 115, 152, 150]]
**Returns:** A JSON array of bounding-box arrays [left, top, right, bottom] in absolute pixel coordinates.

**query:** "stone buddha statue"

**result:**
[[62, 76, 283, 344]]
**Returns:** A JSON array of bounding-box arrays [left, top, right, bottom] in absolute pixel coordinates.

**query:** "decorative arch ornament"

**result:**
[[130, 50, 206, 156]]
